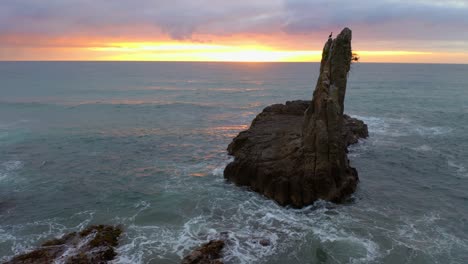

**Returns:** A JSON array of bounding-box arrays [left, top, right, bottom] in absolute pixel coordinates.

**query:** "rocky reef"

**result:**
[[5, 225, 122, 264], [181, 240, 225, 264], [224, 28, 368, 208]]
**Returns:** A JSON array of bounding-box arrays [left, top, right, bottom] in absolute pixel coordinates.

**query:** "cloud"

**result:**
[[0, 0, 283, 39], [282, 0, 468, 40], [0, 0, 467, 51]]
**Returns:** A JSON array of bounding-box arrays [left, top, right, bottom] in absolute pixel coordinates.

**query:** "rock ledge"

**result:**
[[6, 225, 122, 264]]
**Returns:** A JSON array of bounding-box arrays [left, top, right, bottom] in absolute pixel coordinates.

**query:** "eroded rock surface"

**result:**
[[224, 28, 368, 208], [6, 225, 122, 264]]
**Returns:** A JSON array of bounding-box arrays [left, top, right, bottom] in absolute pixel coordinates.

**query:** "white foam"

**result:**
[[211, 162, 229, 177], [412, 144, 433, 152], [113, 196, 384, 264], [393, 212, 467, 257], [0, 228, 17, 243], [211, 158, 233, 177], [0, 211, 96, 263], [351, 114, 453, 138], [54, 231, 97, 264], [308, 209, 381, 263], [212, 167, 225, 177], [448, 160, 468, 178], [413, 126, 453, 136], [0, 160, 23, 181], [352, 115, 389, 135], [2, 161, 23, 171]]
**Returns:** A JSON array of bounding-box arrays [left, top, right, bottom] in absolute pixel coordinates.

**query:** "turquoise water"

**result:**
[[0, 62, 467, 263]]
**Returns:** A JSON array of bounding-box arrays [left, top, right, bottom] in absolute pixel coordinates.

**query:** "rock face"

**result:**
[[224, 28, 368, 208], [6, 225, 122, 264], [181, 240, 225, 264]]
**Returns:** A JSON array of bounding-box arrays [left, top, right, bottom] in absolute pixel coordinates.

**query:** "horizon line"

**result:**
[[1, 60, 468, 65]]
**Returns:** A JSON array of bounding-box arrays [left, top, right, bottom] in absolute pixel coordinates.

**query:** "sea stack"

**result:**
[[224, 28, 368, 208]]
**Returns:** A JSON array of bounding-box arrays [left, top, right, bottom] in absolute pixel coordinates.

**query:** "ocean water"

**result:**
[[0, 62, 467, 264]]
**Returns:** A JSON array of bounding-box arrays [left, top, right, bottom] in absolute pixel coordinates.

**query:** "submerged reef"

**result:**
[[6, 225, 122, 264], [224, 28, 368, 208]]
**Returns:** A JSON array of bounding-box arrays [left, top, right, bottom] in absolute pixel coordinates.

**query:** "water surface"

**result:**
[[0, 62, 467, 263]]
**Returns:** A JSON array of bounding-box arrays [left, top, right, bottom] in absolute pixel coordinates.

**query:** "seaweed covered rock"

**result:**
[[6, 225, 122, 264], [224, 28, 368, 208], [181, 240, 225, 264]]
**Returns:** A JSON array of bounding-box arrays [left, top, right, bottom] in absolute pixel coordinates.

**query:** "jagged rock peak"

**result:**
[[224, 28, 367, 208]]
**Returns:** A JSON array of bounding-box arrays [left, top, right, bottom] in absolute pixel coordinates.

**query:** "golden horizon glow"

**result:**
[[2, 39, 468, 63], [89, 42, 323, 62], [81, 42, 447, 63]]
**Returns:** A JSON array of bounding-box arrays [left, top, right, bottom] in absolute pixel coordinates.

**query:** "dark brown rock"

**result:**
[[259, 239, 270, 247], [224, 28, 368, 208], [343, 114, 369, 146], [181, 240, 225, 264], [5, 225, 122, 264]]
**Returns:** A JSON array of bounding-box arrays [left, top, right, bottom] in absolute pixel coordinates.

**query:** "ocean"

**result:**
[[0, 62, 467, 263]]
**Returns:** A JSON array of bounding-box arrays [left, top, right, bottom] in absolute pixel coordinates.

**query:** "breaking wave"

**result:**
[[351, 115, 453, 138]]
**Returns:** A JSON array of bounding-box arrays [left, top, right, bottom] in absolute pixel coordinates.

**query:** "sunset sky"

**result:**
[[1, 0, 468, 63]]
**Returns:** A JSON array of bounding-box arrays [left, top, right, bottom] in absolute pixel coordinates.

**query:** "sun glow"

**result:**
[[89, 42, 323, 62], [4, 38, 466, 63], [357, 51, 432, 56], [83, 42, 446, 62]]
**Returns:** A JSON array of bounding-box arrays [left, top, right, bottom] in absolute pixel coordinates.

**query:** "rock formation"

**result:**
[[224, 28, 368, 208], [181, 240, 225, 264], [6, 225, 122, 264]]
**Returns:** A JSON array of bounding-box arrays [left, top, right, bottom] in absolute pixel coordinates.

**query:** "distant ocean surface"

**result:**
[[1, 62, 467, 264]]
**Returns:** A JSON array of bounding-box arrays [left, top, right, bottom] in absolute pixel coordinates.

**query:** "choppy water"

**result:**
[[0, 62, 467, 264]]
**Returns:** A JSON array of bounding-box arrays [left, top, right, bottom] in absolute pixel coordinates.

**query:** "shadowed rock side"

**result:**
[[224, 28, 368, 208], [181, 240, 225, 264], [5, 225, 122, 264]]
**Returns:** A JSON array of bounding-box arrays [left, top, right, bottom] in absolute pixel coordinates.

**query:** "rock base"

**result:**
[[224, 100, 367, 207]]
